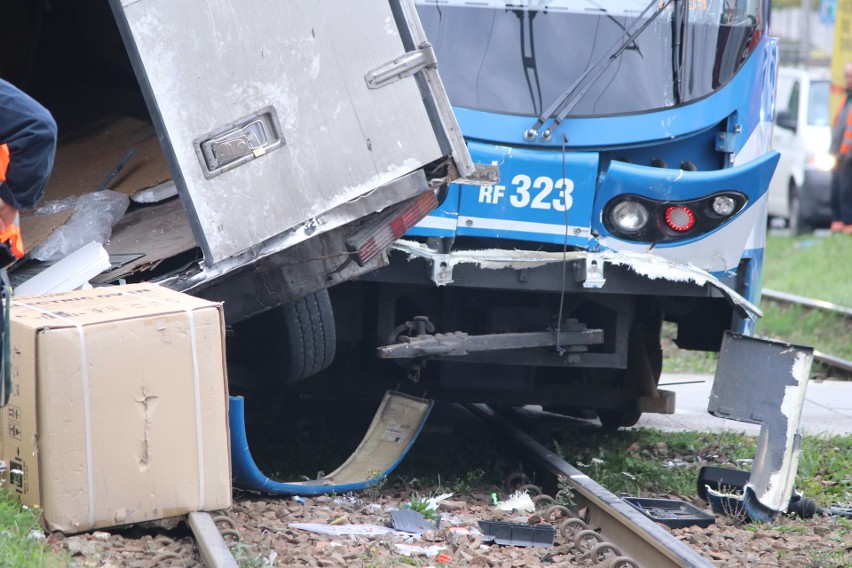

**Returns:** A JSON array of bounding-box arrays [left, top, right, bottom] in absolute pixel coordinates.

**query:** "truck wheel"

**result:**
[[788, 183, 811, 235], [235, 289, 336, 384], [280, 289, 337, 382], [597, 313, 662, 430]]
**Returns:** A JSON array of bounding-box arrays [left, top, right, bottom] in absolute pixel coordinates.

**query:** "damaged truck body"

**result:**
[[319, 0, 781, 428], [2, 1, 474, 489], [3, 2, 472, 363]]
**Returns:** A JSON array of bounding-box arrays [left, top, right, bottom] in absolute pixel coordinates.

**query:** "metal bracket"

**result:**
[[430, 253, 455, 286], [582, 255, 606, 288], [365, 42, 438, 89], [453, 163, 500, 186]]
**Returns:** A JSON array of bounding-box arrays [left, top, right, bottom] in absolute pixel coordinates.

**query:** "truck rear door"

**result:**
[[109, 0, 472, 265]]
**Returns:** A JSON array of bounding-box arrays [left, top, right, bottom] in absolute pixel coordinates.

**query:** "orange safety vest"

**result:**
[[0, 143, 8, 183]]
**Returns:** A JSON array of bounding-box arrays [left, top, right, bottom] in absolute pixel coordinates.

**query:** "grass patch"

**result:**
[[663, 232, 852, 373], [763, 233, 852, 307], [755, 303, 852, 363], [0, 490, 67, 568]]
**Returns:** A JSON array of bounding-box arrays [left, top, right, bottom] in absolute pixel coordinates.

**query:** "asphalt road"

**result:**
[[636, 374, 852, 436]]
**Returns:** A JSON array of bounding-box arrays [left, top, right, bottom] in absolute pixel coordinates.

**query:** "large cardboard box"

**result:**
[[0, 284, 231, 533]]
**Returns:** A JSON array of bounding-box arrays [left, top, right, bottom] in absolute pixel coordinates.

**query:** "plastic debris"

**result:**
[[478, 520, 555, 547], [289, 522, 412, 538], [391, 509, 439, 535], [495, 490, 535, 513], [30, 191, 130, 262], [623, 497, 714, 528], [394, 543, 447, 557]]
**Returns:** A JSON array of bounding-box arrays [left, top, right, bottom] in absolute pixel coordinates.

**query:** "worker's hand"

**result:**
[[0, 198, 19, 232]]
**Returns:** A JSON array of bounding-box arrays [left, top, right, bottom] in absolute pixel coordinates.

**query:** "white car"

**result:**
[[768, 67, 834, 233]]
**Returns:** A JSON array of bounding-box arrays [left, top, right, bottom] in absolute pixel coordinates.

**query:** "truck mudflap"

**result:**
[[391, 239, 762, 320], [229, 392, 433, 495]]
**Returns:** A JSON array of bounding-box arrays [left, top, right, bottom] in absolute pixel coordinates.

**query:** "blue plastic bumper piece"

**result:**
[[229, 392, 433, 495]]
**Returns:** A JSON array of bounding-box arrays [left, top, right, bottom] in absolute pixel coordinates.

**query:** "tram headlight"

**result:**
[[610, 200, 649, 233], [712, 195, 737, 216]]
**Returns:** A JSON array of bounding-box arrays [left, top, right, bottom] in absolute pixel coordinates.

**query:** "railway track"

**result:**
[[468, 404, 714, 568], [761, 288, 852, 377]]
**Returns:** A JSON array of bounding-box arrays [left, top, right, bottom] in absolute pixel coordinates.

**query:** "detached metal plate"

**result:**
[[708, 332, 813, 513], [709, 332, 812, 424]]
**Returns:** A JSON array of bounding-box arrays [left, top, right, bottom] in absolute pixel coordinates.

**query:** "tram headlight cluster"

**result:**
[[712, 195, 737, 216], [604, 191, 747, 243], [611, 201, 649, 233]]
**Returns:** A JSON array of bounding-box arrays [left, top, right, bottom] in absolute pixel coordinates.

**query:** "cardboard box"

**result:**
[[0, 284, 231, 533]]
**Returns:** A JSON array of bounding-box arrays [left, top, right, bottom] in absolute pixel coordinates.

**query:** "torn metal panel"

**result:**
[[708, 332, 813, 514], [391, 240, 761, 319]]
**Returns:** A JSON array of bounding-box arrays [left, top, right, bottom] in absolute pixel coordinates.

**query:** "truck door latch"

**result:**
[[365, 42, 438, 89]]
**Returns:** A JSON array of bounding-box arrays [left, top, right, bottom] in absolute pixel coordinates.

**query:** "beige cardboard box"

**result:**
[[0, 284, 231, 533]]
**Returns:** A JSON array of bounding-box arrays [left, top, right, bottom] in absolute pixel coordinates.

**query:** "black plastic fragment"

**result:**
[[623, 497, 715, 529], [696, 466, 750, 501], [478, 520, 555, 547]]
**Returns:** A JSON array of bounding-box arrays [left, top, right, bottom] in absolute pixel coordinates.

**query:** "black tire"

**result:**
[[234, 289, 336, 384], [281, 289, 337, 382], [597, 407, 642, 430], [596, 312, 662, 430], [788, 183, 811, 235]]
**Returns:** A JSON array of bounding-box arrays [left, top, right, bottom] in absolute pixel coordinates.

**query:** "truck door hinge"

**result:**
[[365, 42, 437, 89]]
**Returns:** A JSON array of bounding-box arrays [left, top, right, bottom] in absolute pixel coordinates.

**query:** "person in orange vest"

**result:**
[[0, 78, 57, 238], [830, 63, 852, 234]]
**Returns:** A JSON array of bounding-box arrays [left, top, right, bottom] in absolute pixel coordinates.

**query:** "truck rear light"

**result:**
[[346, 190, 439, 266], [665, 205, 696, 232]]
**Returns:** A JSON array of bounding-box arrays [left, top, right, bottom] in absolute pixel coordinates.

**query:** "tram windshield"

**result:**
[[415, 0, 764, 118]]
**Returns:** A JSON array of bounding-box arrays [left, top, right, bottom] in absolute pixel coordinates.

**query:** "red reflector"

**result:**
[[665, 206, 695, 232], [349, 190, 439, 266]]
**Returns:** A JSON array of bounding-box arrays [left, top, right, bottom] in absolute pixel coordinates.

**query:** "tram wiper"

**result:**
[[671, 0, 688, 104], [525, 0, 673, 141]]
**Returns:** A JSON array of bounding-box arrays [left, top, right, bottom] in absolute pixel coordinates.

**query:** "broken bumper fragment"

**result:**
[[391, 240, 761, 320], [229, 391, 432, 495]]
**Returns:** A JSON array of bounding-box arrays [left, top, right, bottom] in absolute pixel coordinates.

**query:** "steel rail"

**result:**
[[813, 350, 852, 374], [188, 512, 239, 568], [758, 290, 852, 376], [752, 334, 852, 377], [762, 288, 852, 318], [468, 403, 714, 568]]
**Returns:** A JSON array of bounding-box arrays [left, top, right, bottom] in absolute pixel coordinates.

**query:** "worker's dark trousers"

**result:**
[[831, 160, 852, 224]]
